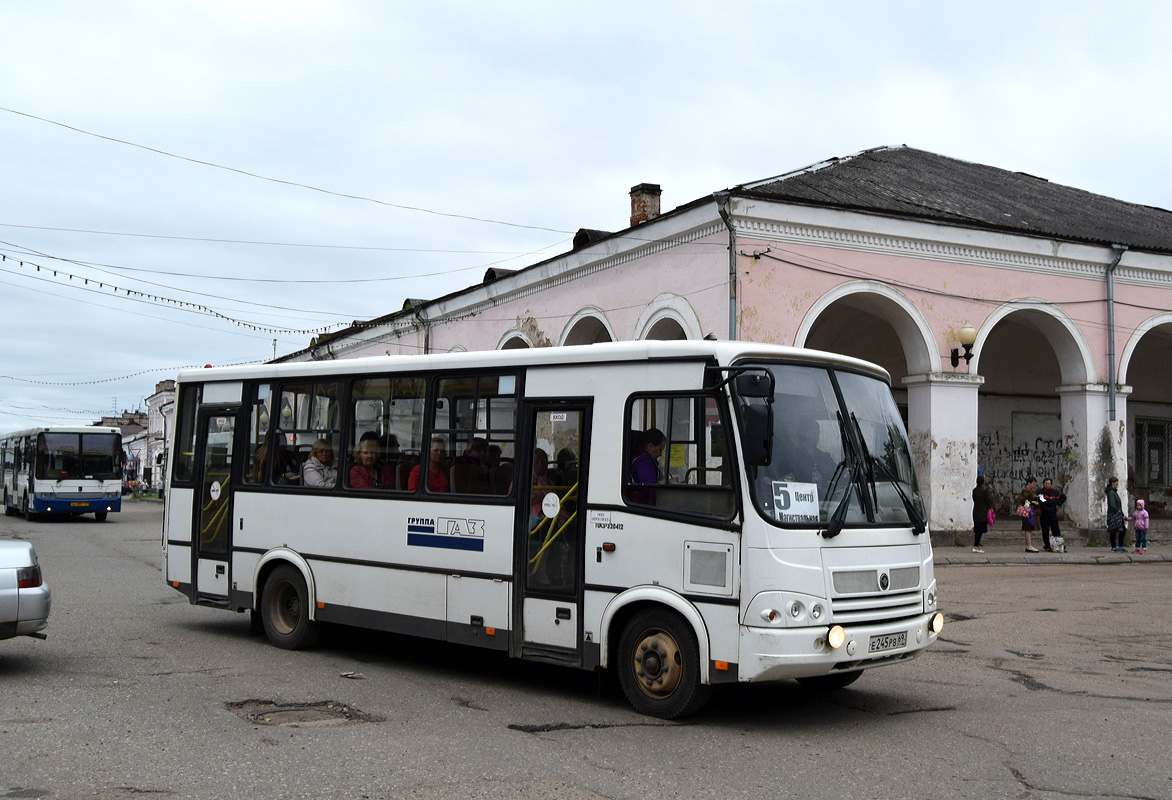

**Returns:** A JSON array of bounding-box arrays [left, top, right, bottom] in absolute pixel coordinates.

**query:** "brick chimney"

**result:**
[[629, 183, 662, 227]]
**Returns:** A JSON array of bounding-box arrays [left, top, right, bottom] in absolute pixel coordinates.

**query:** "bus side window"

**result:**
[[279, 381, 342, 490], [172, 385, 201, 485], [624, 393, 736, 519], [243, 383, 272, 486], [432, 374, 517, 497]]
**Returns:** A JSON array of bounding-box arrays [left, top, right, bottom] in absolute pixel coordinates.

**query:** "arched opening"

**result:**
[[1121, 317, 1172, 516], [645, 318, 686, 340], [500, 336, 530, 350], [974, 305, 1092, 509], [562, 310, 614, 346]]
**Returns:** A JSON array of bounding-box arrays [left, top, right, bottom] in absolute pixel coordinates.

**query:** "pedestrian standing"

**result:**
[[971, 475, 994, 553], [1038, 478, 1066, 552], [1105, 477, 1126, 552], [1128, 498, 1150, 554], [1017, 476, 1042, 552]]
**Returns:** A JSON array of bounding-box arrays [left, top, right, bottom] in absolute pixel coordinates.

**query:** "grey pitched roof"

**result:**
[[738, 146, 1172, 254]]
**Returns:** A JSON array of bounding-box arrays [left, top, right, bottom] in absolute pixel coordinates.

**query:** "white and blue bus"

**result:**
[[162, 341, 942, 717], [2, 426, 124, 521]]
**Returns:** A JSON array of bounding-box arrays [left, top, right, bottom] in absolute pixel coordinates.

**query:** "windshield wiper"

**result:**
[[850, 413, 926, 534], [822, 412, 864, 539]]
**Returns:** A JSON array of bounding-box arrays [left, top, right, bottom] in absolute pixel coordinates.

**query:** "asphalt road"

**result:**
[[2, 501, 1170, 799]]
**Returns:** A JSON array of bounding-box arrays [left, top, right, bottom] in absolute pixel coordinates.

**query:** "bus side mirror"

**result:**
[[734, 371, 773, 398], [740, 404, 772, 467]]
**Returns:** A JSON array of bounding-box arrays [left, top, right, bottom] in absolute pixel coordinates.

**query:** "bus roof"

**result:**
[[1, 426, 123, 439], [177, 340, 891, 385]]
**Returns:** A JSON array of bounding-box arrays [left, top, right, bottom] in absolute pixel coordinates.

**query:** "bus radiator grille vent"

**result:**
[[832, 570, 878, 594], [889, 566, 920, 591], [832, 566, 920, 596], [689, 549, 728, 588]]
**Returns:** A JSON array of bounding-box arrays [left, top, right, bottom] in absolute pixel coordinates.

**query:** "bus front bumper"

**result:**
[[739, 611, 939, 683], [32, 498, 122, 514]]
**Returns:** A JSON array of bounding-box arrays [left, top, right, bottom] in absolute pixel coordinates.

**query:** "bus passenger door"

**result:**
[[192, 409, 237, 604], [517, 404, 588, 663]]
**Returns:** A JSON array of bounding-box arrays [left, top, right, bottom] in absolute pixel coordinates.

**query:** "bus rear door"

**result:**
[[517, 403, 588, 664], [192, 408, 237, 604]]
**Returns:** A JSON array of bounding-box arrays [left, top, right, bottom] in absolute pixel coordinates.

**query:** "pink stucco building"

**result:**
[[283, 146, 1172, 540]]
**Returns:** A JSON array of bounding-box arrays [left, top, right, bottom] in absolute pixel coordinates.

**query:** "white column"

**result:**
[[1057, 384, 1131, 530], [903, 373, 984, 538]]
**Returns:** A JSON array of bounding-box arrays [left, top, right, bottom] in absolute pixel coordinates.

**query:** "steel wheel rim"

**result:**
[[269, 579, 301, 635], [631, 628, 683, 699]]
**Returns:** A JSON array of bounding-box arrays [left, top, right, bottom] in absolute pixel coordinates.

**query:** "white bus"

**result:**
[[162, 341, 942, 718], [2, 426, 124, 521]]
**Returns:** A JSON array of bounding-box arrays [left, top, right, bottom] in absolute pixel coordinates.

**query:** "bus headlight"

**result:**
[[930, 612, 944, 635], [827, 625, 846, 649], [810, 603, 823, 620], [789, 601, 803, 619]]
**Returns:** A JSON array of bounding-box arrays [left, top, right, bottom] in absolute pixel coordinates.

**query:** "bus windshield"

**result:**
[[736, 362, 924, 529], [36, 432, 123, 481]]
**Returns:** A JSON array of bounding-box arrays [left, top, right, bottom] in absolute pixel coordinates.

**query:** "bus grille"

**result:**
[[830, 590, 923, 624], [832, 566, 920, 594]]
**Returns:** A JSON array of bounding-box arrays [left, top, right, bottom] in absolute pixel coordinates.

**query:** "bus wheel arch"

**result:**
[[259, 563, 320, 650], [253, 551, 319, 650], [600, 588, 711, 682]]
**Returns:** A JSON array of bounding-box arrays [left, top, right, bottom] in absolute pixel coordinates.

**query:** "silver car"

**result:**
[[0, 540, 51, 640]]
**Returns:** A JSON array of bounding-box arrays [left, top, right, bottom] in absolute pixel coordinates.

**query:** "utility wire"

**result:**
[[0, 105, 575, 235]]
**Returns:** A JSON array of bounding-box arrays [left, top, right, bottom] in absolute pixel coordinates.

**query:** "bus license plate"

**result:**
[[868, 632, 906, 653], [70, 502, 89, 507]]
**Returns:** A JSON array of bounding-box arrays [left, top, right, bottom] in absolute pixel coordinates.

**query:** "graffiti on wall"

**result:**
[[978, 413, 1065, 502]]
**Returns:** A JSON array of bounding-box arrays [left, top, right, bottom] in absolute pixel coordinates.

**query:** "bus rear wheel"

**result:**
[[616, 608, 711, 719], [797, 671, 863, 690], [260, 565, 319, 650], [94, 511, 108, 522]]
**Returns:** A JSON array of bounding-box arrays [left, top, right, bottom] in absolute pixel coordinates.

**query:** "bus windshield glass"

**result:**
[[735, 362, 923, 529], [36, 432, 122, 481]]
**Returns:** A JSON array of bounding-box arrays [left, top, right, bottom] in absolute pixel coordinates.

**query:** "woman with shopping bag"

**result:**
[[1016, 476, 1042, 552]]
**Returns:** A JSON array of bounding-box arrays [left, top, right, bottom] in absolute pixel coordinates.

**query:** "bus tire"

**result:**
[[797, 670, 862, 690], [22, 493, 35, 521], [617, 608, 711, 719], [260, 564, 319, 650], [95, 511, 108, 522], [3, 491, 14, 516]]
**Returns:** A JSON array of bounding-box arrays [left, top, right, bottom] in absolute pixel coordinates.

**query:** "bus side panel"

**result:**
[[233, 494, 515, 578], [311, 560, 446, 633], [164, 487, 195, 590]]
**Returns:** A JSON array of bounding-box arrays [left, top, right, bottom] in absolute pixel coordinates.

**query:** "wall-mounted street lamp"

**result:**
[[951, 322, 977, 368]]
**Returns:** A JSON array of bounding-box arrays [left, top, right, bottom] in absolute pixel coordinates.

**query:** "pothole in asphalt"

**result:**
[[227, 699, 377, 727]]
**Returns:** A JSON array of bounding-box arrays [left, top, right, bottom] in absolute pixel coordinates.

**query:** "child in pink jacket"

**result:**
[[1128, 499, 1150, 554]]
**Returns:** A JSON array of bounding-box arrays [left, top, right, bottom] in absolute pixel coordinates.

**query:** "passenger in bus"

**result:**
[[629, 428, 668, 505], [380, 433, 401, 457], [454, 437, 491, 468], [350, 439, 393, 490], [254, 429, 299, 484], [783, 416, 837, 493], [408, 436, 449, 493], [302, 439, 338, 488]]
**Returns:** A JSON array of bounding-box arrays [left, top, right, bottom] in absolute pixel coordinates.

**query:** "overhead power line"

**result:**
[[0, 105, 575, 235]]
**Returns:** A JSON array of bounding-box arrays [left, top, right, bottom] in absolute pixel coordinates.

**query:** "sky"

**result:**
[[2, 0, 1171, 432]]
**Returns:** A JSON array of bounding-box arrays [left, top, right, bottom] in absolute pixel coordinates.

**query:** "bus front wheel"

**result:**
[[3, 491, 14, 517], [22, 493, 35, 521], [616, 608, 711, 719], [95, 511, 108, 522], [260, 565, 319, 650]]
